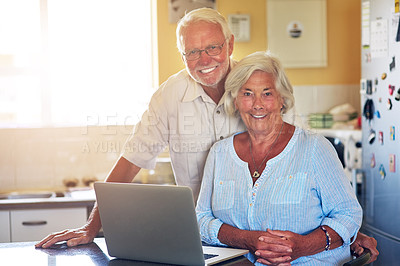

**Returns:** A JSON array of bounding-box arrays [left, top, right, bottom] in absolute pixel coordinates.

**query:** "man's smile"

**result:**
[[199, 66, 217, 74]]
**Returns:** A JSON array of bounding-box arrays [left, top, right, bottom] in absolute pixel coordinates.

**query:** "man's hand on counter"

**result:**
[[35, 203, 102, 248], [35, 226, 97, 248], [36, 158, 140, 248]]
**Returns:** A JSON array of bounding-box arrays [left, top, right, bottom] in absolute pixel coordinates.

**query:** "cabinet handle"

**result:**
[[22, 221, 47, 226]]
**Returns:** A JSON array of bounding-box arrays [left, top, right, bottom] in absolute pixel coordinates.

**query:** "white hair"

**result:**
[[176, 8, 233, 53], [224, 51, 295, 115]]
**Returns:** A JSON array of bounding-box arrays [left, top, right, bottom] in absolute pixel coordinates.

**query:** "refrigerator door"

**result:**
[[362, 166, 400, 238], [361, 226, 400, 266], [361, 0, 400, 235], [361, 0, 400, 263]]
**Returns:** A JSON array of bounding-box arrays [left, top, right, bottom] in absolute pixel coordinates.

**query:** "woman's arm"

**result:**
[[312, 135, 363, 245]]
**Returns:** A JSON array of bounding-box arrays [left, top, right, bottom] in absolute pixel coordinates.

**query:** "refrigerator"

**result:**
[[360, 0, 400, 265]]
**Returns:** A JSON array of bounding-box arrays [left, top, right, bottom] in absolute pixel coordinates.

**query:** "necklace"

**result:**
[[249, 122, 284, 178]]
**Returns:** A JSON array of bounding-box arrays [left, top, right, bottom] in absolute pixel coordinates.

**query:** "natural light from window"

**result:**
[[0, 0, 155, 127]]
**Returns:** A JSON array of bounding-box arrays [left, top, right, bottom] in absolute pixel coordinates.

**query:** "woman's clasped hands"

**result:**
[[253, 229, 307, 266]]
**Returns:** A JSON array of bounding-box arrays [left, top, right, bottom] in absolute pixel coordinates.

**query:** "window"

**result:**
[[0, 0, 156, 127]]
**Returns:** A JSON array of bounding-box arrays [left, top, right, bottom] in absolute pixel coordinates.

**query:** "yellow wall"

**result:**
[[156, 0, 361, 86]]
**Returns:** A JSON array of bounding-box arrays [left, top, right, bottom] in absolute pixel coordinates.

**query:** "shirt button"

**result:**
[[216, 110, 221, 114], [220, 136, 224, 140]]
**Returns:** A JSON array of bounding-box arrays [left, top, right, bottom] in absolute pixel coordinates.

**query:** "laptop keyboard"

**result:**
[[204, 253, 219, 260]]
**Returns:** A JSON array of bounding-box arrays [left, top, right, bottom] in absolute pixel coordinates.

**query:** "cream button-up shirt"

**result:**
[[122, 69, 246, 201]]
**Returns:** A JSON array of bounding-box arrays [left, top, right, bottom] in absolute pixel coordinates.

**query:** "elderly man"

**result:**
[[36, 7, 378, 263]]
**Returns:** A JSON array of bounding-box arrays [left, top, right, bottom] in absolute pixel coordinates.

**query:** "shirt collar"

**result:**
[[182, 77, 207, 103]]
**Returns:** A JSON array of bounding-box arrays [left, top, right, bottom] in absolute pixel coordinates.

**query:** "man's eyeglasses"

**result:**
[[183, 39, 227, 61]]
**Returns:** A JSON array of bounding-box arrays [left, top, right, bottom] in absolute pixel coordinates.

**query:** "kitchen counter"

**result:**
[[0, 190, 96, 210], [0, 238, 252, 265]]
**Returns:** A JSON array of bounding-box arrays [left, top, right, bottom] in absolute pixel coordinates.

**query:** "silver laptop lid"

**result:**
[[94, 182, 205, 266]]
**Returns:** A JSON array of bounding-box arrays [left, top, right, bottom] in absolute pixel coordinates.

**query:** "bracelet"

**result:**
[[320, 226, 331, 251]]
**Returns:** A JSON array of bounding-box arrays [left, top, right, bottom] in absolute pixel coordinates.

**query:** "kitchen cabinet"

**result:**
[[9, 207, 87, 242], [0, 211, 10, 243]]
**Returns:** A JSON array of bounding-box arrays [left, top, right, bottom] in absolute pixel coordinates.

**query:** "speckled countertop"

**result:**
[[0, 238, 252, 266]]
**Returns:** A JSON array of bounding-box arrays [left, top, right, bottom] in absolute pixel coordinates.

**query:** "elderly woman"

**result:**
[[196, 51, 363, 265]]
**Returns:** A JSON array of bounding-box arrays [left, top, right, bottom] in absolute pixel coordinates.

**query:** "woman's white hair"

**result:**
[[224, 51, 295, 116], [176, 8, 232, 53]]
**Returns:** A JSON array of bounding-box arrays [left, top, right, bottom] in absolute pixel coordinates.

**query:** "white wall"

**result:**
[[293, 84, 361, 125], [0, 126, 133, 192]]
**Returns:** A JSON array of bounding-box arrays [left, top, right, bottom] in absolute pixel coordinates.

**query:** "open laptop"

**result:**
[[94, 182, 248, 266]]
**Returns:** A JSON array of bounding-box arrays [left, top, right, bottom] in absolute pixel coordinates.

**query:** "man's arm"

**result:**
[[35, 156, 141, 248], [351, 232, 379, 263]]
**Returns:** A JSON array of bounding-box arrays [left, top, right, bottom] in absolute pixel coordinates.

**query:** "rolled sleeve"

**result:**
[[321, 218, 360, 246], [198, 215, 226, 246]]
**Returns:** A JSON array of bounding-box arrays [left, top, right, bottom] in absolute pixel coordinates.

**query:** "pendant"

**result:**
[[252, 171, 260, 178]]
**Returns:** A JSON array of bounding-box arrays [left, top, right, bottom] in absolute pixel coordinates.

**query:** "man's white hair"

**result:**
[[176, 8, 232, 53]]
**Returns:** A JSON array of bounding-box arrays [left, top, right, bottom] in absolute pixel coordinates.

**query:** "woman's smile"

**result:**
[[251, 114, 267, 119]]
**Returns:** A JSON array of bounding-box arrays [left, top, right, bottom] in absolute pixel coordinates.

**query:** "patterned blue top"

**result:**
[[196, 127, 362, 265]]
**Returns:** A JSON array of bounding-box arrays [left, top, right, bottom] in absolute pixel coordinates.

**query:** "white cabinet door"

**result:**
[[0, 211, 10, 243], [10, 207, 87, 242]]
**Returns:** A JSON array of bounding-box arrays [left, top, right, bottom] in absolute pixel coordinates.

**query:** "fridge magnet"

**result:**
[[379, 131, 384, 144], [389, 154, 396, 172], [387, 98, 393, 110], [363, 99, 375, 121], [390, 126, 395, 140], [389, 57, 395, 71], [364, 53, 371, 63], [368, 129, 376, 144], [389, 85, 395, 95], [395, 88, 400, 101], [366, 79, 372, 94], [371, 153, 376, 168], [375, 110, 381, 118], [360, 79, 367, 94], [381, 73, 387, 80], [379, 164, 386, 179]]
